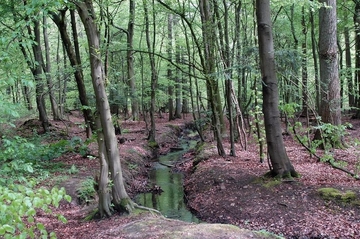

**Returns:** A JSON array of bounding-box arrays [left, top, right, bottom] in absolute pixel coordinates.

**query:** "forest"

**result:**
[[0, 0, 360, 238]]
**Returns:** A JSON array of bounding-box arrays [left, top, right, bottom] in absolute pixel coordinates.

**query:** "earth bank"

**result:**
[[24, 113, 360, 238]]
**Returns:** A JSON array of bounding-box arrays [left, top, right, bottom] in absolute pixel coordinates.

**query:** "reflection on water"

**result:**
[[136, 141, 200, 223]]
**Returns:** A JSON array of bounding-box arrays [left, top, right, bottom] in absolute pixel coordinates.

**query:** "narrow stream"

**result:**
[[135, 140, 200, 223]]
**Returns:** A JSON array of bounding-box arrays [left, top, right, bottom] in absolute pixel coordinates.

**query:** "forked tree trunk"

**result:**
[[31, 20, 49, 132], [50, 9, 96, 137], [199, 0, 225, 156], [75, 0, 134, 214], [95, 116, 111, 217], [256, 0, 297, 177]]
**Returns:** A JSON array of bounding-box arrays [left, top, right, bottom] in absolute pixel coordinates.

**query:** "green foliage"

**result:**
[[279, 102, 300, 118], [68, 164, 79, 174], [313, 122, 349, 151], [0, 184, 71, 239], [77, 177, 96, 205], [0, 136, 89, 185], [294, 121, 350, 159]]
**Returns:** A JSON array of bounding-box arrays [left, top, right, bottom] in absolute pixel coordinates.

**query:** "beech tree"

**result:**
[[73, 0, 134, 215], [50, 9, 96, 137], [256, 0, 297, 177]]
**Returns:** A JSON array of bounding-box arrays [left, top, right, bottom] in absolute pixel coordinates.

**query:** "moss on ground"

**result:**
[[317, 187, 358, 203]]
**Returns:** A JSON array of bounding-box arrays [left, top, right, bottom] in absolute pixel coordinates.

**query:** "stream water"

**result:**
[[135, 140, 200, 223]]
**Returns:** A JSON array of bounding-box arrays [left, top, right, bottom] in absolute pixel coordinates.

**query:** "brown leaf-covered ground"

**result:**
[[17, 112, 360, 238]]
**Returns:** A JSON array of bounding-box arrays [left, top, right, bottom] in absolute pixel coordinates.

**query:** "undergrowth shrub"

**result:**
[[0, 184, 70, 239], [0, 135, 80, 238]]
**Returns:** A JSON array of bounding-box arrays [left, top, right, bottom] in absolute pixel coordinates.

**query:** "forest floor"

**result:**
[[17, 111, 360, 238]]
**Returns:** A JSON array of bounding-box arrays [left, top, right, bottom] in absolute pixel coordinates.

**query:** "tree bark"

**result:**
[[256, 0, 297, 177], [199, 0, 225, 156], [354, 0, 360, 116], [318, 0, 341, 126], [301, 6, 308, 117], [167, 14, 175, 121], [310, 0, 320, 111], [344, 27, 354, 109], [75, 0, 134, 214], [127, 0, 139, 121], [43, 15, 60, 120], [143, 0, 157, 144], [50, 9, 96, 136]]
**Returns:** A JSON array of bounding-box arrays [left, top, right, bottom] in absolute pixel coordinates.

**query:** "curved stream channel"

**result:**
[[135, 140, 200, 223]]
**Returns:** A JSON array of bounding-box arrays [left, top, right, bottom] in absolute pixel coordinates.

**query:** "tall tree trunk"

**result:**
[[75, 0, 134, 214], [301, 6, 308, 117], [344, 27, 354, 109], [143, 0, 157, 144], [43, 15, 60, 120], [214, 0, 236, 155], [28, 18, 49, 132], [174, 43, 182, 119], [310, 0, 320, 111], [354, 0, 360, 116], [318, 0, 341, 126], [256, 0, 297, 177], [167, 14, 175, 121], [50, 9, 96, 137], [199, 0, 225, 156], [127, 0, 139, 121]]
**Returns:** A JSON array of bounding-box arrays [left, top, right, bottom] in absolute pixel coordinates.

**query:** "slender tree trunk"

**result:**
[[344, 27, 354, 109], [256, 0, 297, 177], [199, 0, 225, 156], [301, 6, 308, 117], [43, 15, 60, 120], [167, 14, 175, 121], [95, 115, 112, 218], [143, 0, 157, 144], [75, 0, 134, 213], [174, 43, 182, 119], [354, 1, 360, 116], [127, 0, 139, 121], [30, 19, 49, 132], [50, 9, 95, 136], [310, 0, 320, 111]]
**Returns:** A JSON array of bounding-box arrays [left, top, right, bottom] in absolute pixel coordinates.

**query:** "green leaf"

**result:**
[[57, 214, 67, 223], [49, 231, 57, 239], [36, 223, 45, 231], [33, 197, 43, 208], [64, 195, 72, 202], [0, 225, 15, 235], [27, 216, 34, 223], [26, 208, 36, 217]]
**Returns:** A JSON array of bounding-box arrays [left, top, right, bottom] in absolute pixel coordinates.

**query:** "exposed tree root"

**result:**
[[133, 203, 163, 217]]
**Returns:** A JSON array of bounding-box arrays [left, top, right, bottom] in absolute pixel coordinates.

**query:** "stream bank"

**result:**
[[136, 138, 199, 222]]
